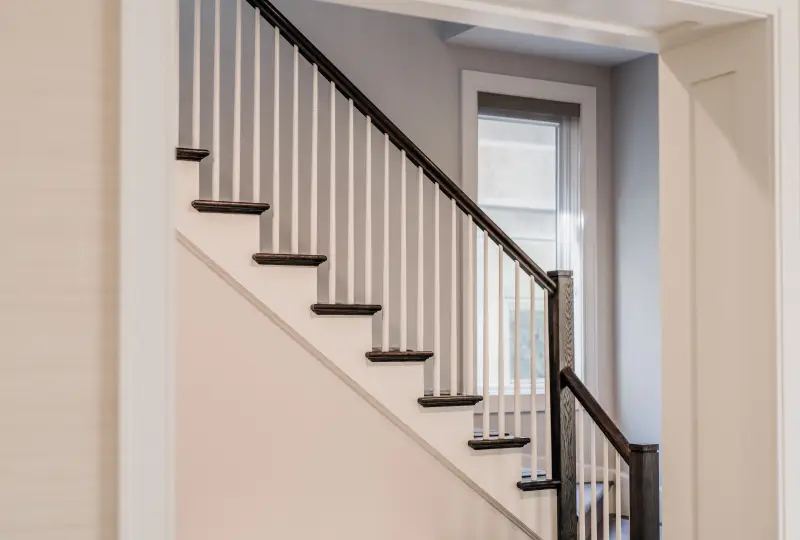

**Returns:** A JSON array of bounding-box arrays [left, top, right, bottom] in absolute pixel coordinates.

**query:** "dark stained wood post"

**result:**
[[548, 270, 577, 540], [629, 444, 660, 540]]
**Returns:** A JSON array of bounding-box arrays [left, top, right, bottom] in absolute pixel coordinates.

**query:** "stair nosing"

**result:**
[[517, 479, 561, 492], [252, 253, 327, 266], [468, 437, 531, 450], [191, 200, 270, 215], [417, 395, 483, 407], [311, 303, 382, 316], [366, 350, 433, 362], [176, 147, 210, 162]]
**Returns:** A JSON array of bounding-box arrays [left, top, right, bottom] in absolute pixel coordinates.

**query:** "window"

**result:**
[[474, 96, 584, 398]]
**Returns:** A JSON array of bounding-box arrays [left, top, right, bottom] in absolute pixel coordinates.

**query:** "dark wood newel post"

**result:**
[[629, 444, 660, 540], [548, 270, 577, 540]]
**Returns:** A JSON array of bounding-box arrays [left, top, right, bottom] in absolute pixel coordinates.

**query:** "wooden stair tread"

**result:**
[[468, 437, 530, 450], [253, 253, 327, 266], [517, 479, 561, 492], [366, 350, 433, 362], [311, 304, 382, 316], [417, 395, 483, 407], [176, 147, 210, 162], [191, 200, 270, 215]]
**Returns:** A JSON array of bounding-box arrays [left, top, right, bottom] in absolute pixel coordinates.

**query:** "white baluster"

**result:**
[[309, 65, 318, 251], [530, 276, 538, 476], [616, 452, 623, 538], [450, 198, 458, 395], [544, 291, 552, 476], [591, 423, 598, 540], [400, 152, 408, 351], [364, 117, 372, 302], [514, 262, 521, 437], [212, 0, 220, 201], [381, 134, 390, 351], [291, 46, 299, 253], [578, 405, 586, 540], [252, 10, 261, 202], [191, 0, 201, 148], [328, 82, 336, 301], [465, 217, 474, 394], [433, 188, 441, 395], [482, 232, 490, 439], [604, 439, 610, 540], [416, 167, 424, 352], [347, 99, 355, 301], [232, 0, 242, 202], [271, 27, 280, 250], [497, 246, 505, 439]]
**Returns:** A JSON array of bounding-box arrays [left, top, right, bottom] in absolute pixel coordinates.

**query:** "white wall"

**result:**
[[659, 21, 776, 540], [178, 0, 616, 412], [0, 0, 119, 538], [611, 55, 661, 445], [176, 240, 542, 540]]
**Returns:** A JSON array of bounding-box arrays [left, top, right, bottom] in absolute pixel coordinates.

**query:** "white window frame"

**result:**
[[461, 70, 598, 412]]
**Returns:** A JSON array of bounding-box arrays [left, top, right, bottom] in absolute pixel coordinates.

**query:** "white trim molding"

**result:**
[[764, 4, 800, 539], [119, 0, 178, 538], [660, 3, 800, 538], [460, 70, 599, 392]]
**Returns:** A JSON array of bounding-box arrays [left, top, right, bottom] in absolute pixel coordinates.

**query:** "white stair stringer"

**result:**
[[175, 161, 556, 539]]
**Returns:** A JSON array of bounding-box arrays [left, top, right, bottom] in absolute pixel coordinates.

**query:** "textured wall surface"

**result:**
[[0, 0, 120, 538]]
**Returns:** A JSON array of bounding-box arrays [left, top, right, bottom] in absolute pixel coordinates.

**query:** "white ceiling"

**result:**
[[447, 0, 754, 33], [442, 23, 650, 66], [314, 0, 761, 63]]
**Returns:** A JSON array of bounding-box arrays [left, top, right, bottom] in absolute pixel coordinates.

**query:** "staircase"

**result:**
[[175, 0, 659, 538]]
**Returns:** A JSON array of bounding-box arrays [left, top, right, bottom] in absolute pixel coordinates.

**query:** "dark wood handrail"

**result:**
[[245, 0, 557, 293], [560, 367, 631, 462]]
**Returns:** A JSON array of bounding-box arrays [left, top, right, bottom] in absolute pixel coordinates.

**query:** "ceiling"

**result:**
[[442, 0, 755, 33], [441, 22, 650, 66], [314, 0, 761, 65]]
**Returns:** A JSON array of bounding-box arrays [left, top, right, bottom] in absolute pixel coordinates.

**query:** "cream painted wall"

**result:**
[[0, 0, 120, 538], [176, 240, 543, 540]]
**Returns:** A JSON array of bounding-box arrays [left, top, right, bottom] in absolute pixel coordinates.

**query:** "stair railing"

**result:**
[[181, 0, 562, 469], [178, 0, 657, 538], [562, 367, 660, 540]]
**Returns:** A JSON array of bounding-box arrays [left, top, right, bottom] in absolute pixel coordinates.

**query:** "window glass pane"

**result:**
[[476, 114, 559, 395], [478, 116, 557, 211], [507, 302, 546, 382]]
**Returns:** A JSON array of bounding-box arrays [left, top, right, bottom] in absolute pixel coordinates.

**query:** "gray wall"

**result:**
[[611, 55, 661, 445], [179, 0, 616, 412]]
